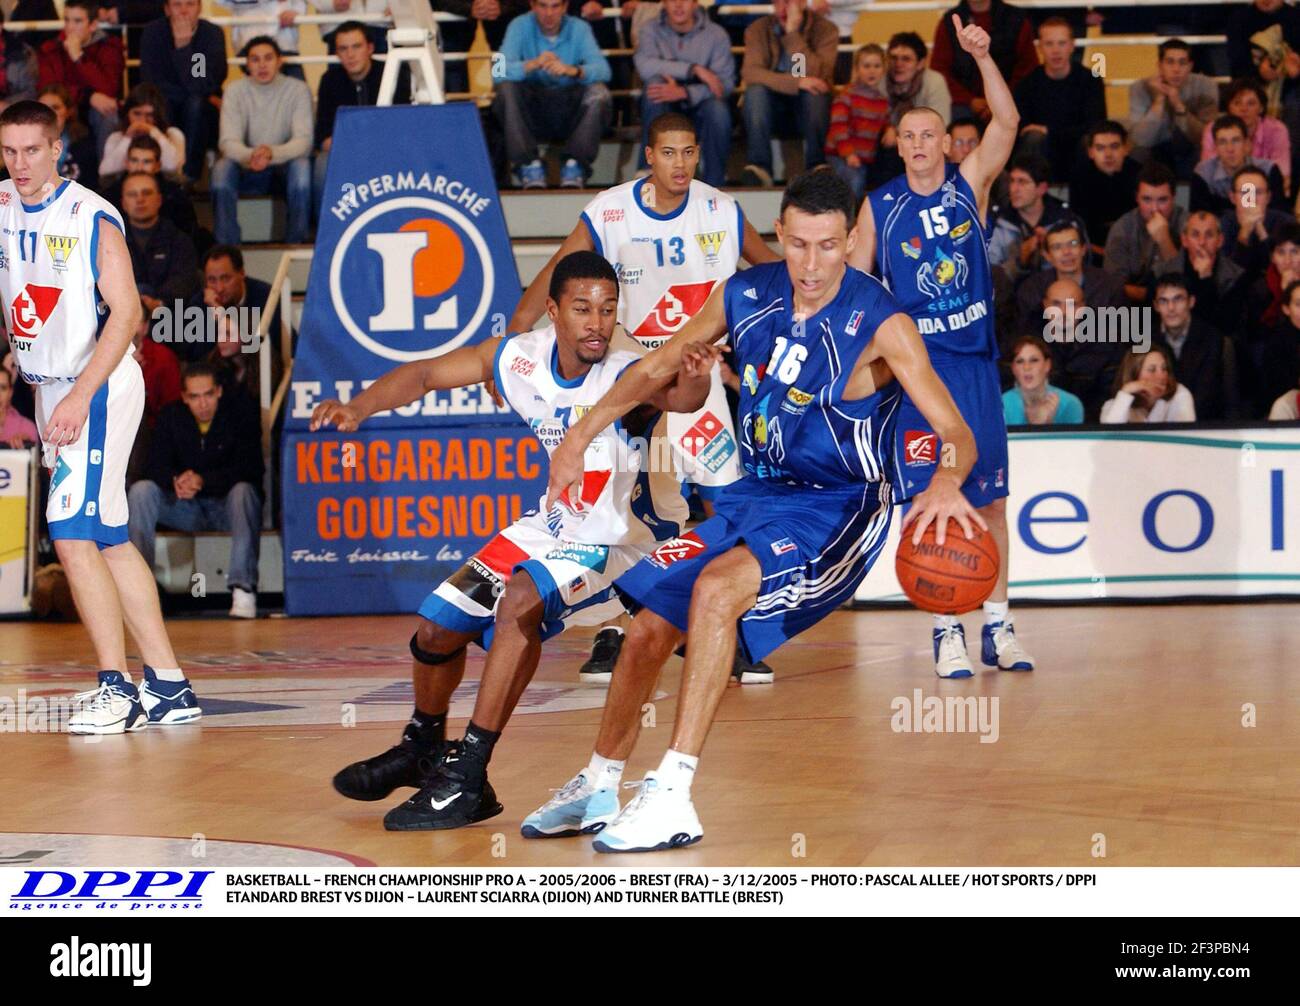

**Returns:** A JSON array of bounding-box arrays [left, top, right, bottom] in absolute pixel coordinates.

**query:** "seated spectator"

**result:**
[[127, 314, 182, 482], [1127, 38, 1218, 178], [739, 0, 836, 187], [123, 171, 199, 315], [219, 0, 307, 81], [886, 31, 952, 126], [1151, 274, 1240, 420], [100, 82, 186, 179], [436, 0, 528, 97], [314, 21, 410, 217], [212, 36, 312, 244], [1012, 16, 1104, 183], [1040, 277, 1125, 418], [38, 82, 97, 189], [1191, 114, 1286, 215], [1269, 379, 1300, 419], [1068, 121, 1141, 252], [1155, 211, 1248, 335], [184, 245, 286, 383], [0, 16, 39, 112], [947, 115, 980, 164], [492, 0, 612, 188], [323, 0, 392, 54], [36, 0, 123, 156], [1222, 164, 1292, 280], [0, 365, 38, 448], [931, 0, 1036, 123], [825, 44, 891, 201], [140, 0, 227, 182], [1002, 334, 1084, 425], [1100, 345, 1196, 422], [987, 153, 1087, 279], [1201, 79, 1291, 195], [633, 0, 733, 188], [1227, 0, 1300, 81], [0, 348, 35, 425], [1016, 219, 1127, 337], [104, 135, 200, 239], [128, 362, 265, 619], [1104, 161, 1185, 304], [1250, 277, 1300, 416]]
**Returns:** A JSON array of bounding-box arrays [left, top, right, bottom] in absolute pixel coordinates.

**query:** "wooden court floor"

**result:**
[[2, 604, 1299, 867]]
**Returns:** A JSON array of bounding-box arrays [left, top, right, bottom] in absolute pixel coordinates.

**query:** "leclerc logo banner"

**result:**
[[286, 104, 521, 430]]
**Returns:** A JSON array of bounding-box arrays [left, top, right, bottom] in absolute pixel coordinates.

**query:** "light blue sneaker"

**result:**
[[140, 666, 203, 725], [518, 159, 546, 189], [560, 158, 585, 188], [521, 770, 619, 838]]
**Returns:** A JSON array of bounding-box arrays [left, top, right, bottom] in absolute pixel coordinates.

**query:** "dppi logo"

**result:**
[[330, 197, 494, 362], [12, 869, 212, 909]]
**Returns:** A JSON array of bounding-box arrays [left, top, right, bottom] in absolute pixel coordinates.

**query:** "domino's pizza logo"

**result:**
[[330, 197, 495, 362], [904, 430, 937, 467], [9, 283, 62, 344], [679, 411, 736, 474]]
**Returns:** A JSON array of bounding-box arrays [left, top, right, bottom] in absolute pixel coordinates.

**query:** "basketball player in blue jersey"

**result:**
[[530, 171, 985, 852], [851, 16, 1035, 679]]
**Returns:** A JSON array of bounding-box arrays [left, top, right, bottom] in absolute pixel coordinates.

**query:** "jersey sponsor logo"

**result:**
[[613, 262, 643, 286], [571, 404, 592, 420], [646, 531, 707, 570], [630, 279, 716, 342], [706, 197, 719, 213], [679, 410, 736, 474], [845, 309, 864, 337], [770, 537, 798, 557], [49, 455, 72, 493], [549, 469, 613, 529], [949, 219, 972, 243], [903, 430, 938, 466], [694, 230, 726, 263], [510, 355, 536, 378], [781, 387, 813, 416], [44, 234, 78, 272], [9, 283, 62, 344], [0, 247, 7, 270], [916, 247, 969, 299], [0, 191, 9, 205], [545, 542, 610, 573], [742, 363, 759, 394], [901, 237, 921, 259], [528, 417, 567, 449], [330, 195, 496, 363], [602, 208, 624, 223]]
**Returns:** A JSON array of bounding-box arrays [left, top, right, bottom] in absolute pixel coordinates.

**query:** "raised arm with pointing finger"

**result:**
[[952, 13, 1019, 220]]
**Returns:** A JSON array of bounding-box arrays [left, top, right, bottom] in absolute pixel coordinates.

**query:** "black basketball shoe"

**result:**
[[732, 645, 774, 685], [332, 738, 447, 802], [382, 743, 504, 831], [578, 627, 625, 683]]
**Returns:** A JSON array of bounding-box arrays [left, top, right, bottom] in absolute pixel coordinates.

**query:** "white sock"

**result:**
[[982, 601, 1010, 625], [151, 666, 186, 682], [586, 752, 625, 789], [933, 614, 961, 630], [656, 748, 699, 792], [599, 625, 625, 638]]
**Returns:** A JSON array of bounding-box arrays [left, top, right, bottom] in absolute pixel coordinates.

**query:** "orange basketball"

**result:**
[[895, 521, 1000, 615]]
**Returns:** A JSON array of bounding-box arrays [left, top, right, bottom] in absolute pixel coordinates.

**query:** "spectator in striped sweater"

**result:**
[[825, 44, 891, 201]]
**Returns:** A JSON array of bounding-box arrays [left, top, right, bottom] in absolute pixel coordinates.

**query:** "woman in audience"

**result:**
[[1270, 379, 1300, 419], [1002, 335, 1084, 425], [100, 83, 186, 180], [37, 83, 97, 190], [0, 367, 37, 449], [1101, 345, 1197, 422], [1201, 79, 1291, 195]]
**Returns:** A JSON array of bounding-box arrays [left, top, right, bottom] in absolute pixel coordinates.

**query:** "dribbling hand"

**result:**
[[309, 399, 363, 432], [901, 476, 987, 546]]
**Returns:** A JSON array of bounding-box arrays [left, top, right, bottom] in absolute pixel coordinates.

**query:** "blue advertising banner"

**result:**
[[282, 426, 547, 615], [282, 104, 533, 614]]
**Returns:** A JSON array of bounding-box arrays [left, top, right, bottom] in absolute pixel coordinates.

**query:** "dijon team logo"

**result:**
[[43, 234, 78, 273]]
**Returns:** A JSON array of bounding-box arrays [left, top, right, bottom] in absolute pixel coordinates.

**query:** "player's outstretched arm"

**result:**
[[648, 340, 726, 414], [954, 14, 1019, 210], [44, 219, 143, 448], [508, 221, 596, 333], [867, 312, 987, 545], [546, 280, 730, 507], [309, 338, 500, 432], [847, 196, 877, 275], [741, 217, 781, 265]]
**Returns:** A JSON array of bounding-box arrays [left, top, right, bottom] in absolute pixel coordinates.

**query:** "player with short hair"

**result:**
[[525, 169, 983, 851], [310, 251, 720, 830], [0, 99, 201, 733], [510, 111, 781, 683], [851, 16, 1034, 679]]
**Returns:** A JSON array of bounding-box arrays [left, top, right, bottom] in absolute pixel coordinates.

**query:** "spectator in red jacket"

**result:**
[[825, 44, 892, 201], [931, 0, 1037, 123], [37, 0, 123, 157]]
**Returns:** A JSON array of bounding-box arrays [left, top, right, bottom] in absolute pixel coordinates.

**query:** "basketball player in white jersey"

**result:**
[[509, 111, 782, 683], [310, 251, 721, 830], [0, 100, 201, 733]]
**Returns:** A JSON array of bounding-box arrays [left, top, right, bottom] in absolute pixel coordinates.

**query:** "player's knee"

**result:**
[[52, 538, 96, 565], [495, 572, 544, 625], [411, 619, 466, 666], [627, 609, 680, 655], [692, 565, 752, 619]]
